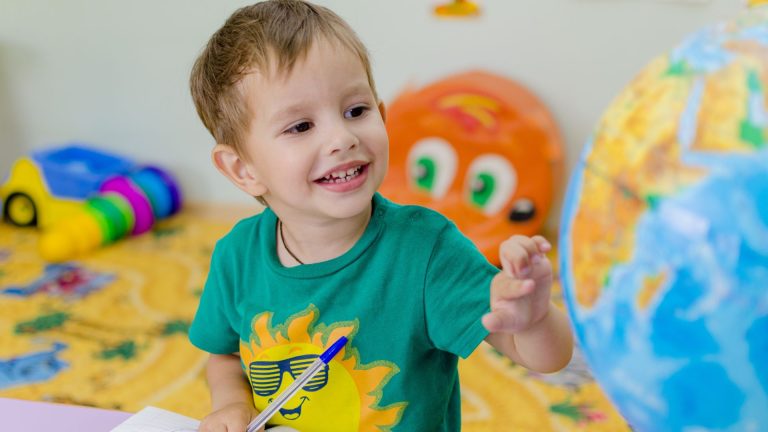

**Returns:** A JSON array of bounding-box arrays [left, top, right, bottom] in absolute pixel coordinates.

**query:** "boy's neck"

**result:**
[[275, 204, 373, 267]]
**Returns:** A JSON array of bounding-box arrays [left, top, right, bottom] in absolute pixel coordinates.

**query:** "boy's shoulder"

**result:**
[[215, 209, 272, 251], [231, 210, 268, 231]]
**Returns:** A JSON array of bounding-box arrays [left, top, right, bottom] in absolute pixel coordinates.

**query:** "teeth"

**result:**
[[321, 165, 362, 183]]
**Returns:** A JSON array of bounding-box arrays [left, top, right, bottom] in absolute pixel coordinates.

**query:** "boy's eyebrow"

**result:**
[[269, 104, 308, 124], [341, 81, 373, 99], [268, 82, 373, 125]]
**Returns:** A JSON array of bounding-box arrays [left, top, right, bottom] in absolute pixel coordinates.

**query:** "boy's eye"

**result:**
[[285, 122, 312, 134], [344, 106, 367, 119]]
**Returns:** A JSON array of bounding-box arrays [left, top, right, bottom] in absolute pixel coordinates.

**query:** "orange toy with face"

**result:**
[[380, 71, 563, 265]]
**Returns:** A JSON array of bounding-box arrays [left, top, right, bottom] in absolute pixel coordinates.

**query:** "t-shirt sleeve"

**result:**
[[188, 239, 241, 354], [424, 222, 499, 358]]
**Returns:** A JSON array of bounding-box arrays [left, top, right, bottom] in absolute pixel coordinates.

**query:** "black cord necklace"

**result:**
[[278, 220, 304, 265]]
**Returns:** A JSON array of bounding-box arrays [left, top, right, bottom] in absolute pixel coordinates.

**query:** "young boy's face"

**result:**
[[219, 37, 388, 222]]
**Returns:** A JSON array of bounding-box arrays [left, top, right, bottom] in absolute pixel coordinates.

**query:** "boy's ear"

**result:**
[[211, 144, 268, 197], [378, 101, 386, 123]]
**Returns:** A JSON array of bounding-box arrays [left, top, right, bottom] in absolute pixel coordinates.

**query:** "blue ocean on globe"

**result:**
[[563, 149, 768, 431]]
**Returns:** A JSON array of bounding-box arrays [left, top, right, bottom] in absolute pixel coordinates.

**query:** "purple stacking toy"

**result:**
[[99, 176, 155, 235]]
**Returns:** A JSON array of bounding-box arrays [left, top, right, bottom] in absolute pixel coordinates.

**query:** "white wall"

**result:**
[[0, 0, 744, 206]]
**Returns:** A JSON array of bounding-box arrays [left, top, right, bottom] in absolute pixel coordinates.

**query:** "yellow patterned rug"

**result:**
[[0, 206, 630, 431]]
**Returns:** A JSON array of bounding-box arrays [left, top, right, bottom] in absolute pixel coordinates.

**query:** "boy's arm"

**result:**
[[200, 353, 260, 431], [482, 235, 574, 374], [207, 353, 254, 410], [485, 302, 573, 373]]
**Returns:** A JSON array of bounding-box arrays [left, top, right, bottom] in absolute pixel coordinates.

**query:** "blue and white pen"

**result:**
[[245, 336, 348, 432]]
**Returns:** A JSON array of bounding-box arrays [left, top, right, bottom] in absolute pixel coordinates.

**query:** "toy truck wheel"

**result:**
[[4, 193, 38, 227]]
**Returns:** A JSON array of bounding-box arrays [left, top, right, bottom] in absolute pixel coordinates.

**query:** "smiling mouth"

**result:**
[[277, 396, 310, 420], [316, 164, 367, 184]]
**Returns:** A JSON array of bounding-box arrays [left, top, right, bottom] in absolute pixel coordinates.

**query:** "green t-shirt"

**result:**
[[189, 193, 499, 431]]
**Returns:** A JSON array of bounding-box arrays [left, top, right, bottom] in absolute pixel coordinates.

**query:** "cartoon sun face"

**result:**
[[380, 71, 564, 265], [240, 307, 404, 431], [247, 343, 360, 428]]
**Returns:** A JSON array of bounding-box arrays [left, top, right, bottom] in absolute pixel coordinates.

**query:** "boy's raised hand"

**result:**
[[482, 235, 554, 334]]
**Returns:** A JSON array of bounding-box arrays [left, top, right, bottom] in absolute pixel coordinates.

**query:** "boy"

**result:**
[[188, 1, 573, 431]]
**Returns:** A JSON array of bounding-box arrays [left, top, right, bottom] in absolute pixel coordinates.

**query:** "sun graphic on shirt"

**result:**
[[239, 306, 406, 431]]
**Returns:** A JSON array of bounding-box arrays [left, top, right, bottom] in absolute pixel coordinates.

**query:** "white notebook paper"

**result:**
[[110, 406, 299, 432], [110, 406, 199, 432]]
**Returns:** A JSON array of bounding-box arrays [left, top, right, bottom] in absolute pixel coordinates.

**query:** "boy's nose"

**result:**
[[324, 122, 359, 155]]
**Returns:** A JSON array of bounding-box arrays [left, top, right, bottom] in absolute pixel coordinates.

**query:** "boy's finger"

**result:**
[[491, 274, 535, 301], [531, 235, 552, 253], [225, 419, 248, 432], [229, 423, 244, 432], [500, 238, 538, 277], [510, 235, 541, 256], [482, 311, 504, 332], [499, 245, 525, 277], [482, 308, 527, 333]]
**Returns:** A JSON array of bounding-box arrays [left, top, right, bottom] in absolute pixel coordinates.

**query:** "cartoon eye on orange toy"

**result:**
[[380, 71, 564, 265]]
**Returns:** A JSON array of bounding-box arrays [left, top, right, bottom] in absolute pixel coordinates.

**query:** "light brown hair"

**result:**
[[190, 0, 378, 154]]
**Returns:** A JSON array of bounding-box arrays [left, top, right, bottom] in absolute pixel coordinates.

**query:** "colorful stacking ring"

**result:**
[[86, 196, 128, 242], [141, 166, 182, 215], [102, 193, 136, 235], [83, 201, 114, 244], [99, 176, 154, 235], [131, 168, 173, 218], [87, 193, 135, 242]]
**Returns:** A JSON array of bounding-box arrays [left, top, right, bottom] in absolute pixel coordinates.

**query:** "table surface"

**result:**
[[1, 398, 131, 432]]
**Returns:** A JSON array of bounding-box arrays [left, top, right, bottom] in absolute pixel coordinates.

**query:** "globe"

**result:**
[[560, 5, 768, 432]]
